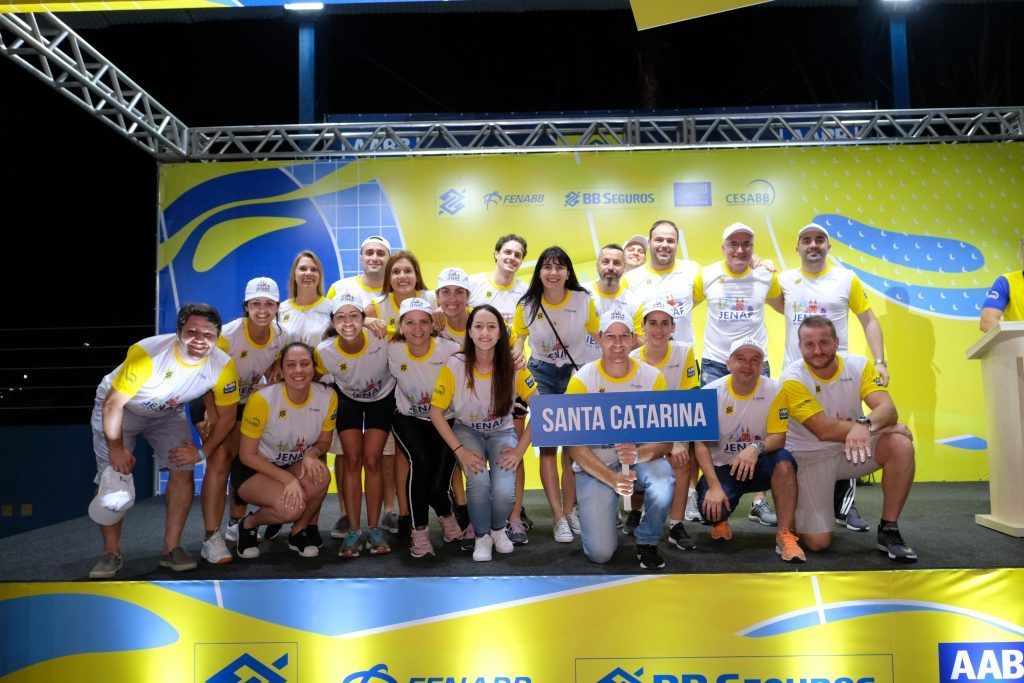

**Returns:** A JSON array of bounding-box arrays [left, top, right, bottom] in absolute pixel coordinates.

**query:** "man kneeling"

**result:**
[[694, 339, 805, 562]]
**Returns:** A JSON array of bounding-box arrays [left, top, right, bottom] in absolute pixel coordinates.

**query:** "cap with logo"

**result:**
[[599, 309, 632, 334], [331, 292, 363, 315], [399, 297, 433, 319], [436, 267, 470, 291], [797, 223, 830, 240], [360, 235, 392, 252], [244, 277, 280, 303], [88, 466, 136, 526], [642, 300, 675, 321], [728, 337, 766, 358]]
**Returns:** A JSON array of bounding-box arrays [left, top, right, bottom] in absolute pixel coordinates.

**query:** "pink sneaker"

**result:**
[[439, 513, 462, 543], [410, 528, 435, 558], [461, 522, 476, 541]]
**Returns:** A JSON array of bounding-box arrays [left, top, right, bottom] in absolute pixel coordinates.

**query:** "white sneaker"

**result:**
[[201, 532, 233, 564], [491, 528, 514, 554], [473, 535, 493, 562], [685, 489, 702, 522], [224, 522, 238, 543], [568, 508, 582, 534], [553, 516, 574, 543]]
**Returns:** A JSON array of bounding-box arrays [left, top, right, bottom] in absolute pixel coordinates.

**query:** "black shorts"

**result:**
[[337, 387, 396, 432]]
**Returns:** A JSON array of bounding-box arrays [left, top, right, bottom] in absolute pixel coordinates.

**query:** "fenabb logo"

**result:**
[[562, 189, 657, 208], [343, 663, 531, 683], [438, 188, 468, 216], [483, 190, 545, 210], [725, 179, 776, 206], [939, 642, 1024, 682]]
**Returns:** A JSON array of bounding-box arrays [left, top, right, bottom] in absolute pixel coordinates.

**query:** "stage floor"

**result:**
[[1, 482, 1019, 583]]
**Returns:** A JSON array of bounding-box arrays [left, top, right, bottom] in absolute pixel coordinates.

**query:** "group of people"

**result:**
[[87, 219, 921, 579]]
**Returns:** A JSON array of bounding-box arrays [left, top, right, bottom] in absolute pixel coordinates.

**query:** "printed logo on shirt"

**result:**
[[726, 405, 734, 414], [400, 363, 408, 373], [240, 350, 249, 359], [224, 382, 237, 394], [686, 367, 696, 378], [165, 370, 174, 380], [339, 362, 349, 372], [525, 375, 536, 388], [815, 385, 823, 393], [278, 409, 287, 418], [246, 416, 261, 429]]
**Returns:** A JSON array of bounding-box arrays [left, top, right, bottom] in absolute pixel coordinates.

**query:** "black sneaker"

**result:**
[[520, 506, 534, 531], [877, 523, 918, 563], [622, 509, 642, 535], [636, 543, 666, 570], [236, 515, 260, 559], [396, 514, 413, 546], [667, 522, 696, 551], [288, 529, 319, 558], [263, 524, 282, 541], [307, 526, 323, 549]]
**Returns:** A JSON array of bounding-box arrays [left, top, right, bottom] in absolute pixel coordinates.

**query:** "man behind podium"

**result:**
[[980, 236, 1024, 332]]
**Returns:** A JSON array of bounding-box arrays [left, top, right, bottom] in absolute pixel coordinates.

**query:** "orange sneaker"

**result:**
[[710, 520, 733, 541], [776, 528, 806, 563]]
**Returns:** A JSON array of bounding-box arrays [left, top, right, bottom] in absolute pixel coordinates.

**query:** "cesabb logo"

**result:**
[[939, 642, 1024, 682], [562, 189, 657, 209], [725, 179, 775, 206], [195, 642, 297, 683]]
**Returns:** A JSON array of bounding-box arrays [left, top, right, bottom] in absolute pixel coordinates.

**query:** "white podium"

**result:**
[[966, 321, 1024, 537]]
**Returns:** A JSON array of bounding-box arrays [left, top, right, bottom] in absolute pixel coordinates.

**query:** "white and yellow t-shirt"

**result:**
[[432, 355, 537, 433], [240, 383, 337, 466], [703, 375, 789, 467], [581, 281, 645, 363], [98, 334, 239, 416], [368, 290, 437, 338], [513, 290, 599, 367], [779, 353, 885, 455], [778, 264, 872, 367], [630, 341, 698, 390], [314, 330, 396, 402], [327, 276, 382, 309], [565, 358, 666, 469], [388, 337, 460, 419], [468, 273, 528, 326], [624, 259, 701, 345], [217, 318, 284, 404], [693, 261, 781, 364], [279, 297, 333, 347]]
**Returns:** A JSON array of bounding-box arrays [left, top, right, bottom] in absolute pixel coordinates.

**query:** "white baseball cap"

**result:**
[[399, 297, 433, 319], [88, 466, 136, 526], [599, 309, 632, 334], [436, 267, 470, 291], [797, 223, 830, 240], [360, 235, 392, 252], [723, 222, 755, 241], [330, 292, 363, 315], [624, 234, 648, 250], [728, 338, 766, 358], [642, 300, 675, 322], [244, 276, 280, 303]]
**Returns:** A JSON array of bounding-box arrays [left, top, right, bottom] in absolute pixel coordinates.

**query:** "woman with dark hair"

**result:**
[[364, 250, 436, 340], [431, 305, 537, 562], [279, 250, 333, 346], [233, 342, 334, 559], [387, 297, 463, 557], [315, 293, 397, 557], [512, 246, 598, 544]]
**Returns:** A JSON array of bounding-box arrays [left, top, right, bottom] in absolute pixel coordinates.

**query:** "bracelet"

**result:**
[[454, 444, 464, 452], [874, 359, 887, 366], [197, 448, 206, 462]]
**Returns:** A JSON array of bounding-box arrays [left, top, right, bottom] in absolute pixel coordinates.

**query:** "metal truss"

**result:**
[[0, 11, 187, 159], [189, 108, 1024, 160]]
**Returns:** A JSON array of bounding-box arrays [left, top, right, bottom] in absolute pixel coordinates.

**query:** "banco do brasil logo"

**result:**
[[438, 188, 467, 216], [725, 179, 775, 206]]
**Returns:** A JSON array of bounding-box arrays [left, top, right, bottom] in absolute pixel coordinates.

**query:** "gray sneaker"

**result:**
[[331, 515, 351, 539], [836, 504, 870, 532], [748, 499, 778, 527], [506, 518, 528, 545], [381, 511, 399, 534], [684, 489, 702, 522], [89, 552, 123, 580], [159, 546, 198, 572]]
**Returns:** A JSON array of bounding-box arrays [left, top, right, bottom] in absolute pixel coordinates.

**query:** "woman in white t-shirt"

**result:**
[[232, 342, 334, 559], [431, 304, 537, 562], [279, 250, 333, 346]]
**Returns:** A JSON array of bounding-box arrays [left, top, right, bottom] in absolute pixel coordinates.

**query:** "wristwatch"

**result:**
[[855, 416, 872, 429], [874, 359, 887, 367], [753, 440, 767, 455]]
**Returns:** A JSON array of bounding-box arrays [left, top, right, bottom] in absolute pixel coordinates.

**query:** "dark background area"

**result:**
[[1, 1, 1022, 425]]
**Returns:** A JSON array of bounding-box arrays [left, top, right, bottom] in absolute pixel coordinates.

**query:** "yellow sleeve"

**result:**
[[326, 282, 338, 299], [632, 303, 645, 336], [680, 346, 699, 390], [565, 376, 587, 395], [584, 297, 599, 335], [367, 299, 379, 318], [213, 359, 241, 406], [766, 271, 782, 298], [781, 379, 824, 423], [652, 372, 667, 391], [110, 344, 154, 397], [216, 335, 230, 353], [240, 391, 270, 439], [431, 364, 456, 410], [849, 275, 872, 314], [516, 367, 538, 400], [314, 348, 328, 376], [507, 325, 519, 348], [859, 361, 886, 400], [692, 270, 706, 304], [322, 389, 338, 432], [512, 303, 529, 337], [766, 389, 790, 434]]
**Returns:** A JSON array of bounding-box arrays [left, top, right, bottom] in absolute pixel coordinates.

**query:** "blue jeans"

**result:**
[[527, 358, 574, 396], [700, 358, 771, 387], [453, 425, 518, 537], [695, 449, 797, 521], [575, 457, 674, 564]]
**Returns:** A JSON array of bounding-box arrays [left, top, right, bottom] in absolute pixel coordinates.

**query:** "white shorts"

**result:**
[[91, 398, 195, 484]]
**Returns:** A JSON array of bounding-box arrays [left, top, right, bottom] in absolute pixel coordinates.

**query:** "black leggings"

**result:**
[[391, 412, 458, 528]]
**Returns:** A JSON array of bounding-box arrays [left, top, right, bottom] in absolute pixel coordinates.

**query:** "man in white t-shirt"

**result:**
[[582, 243, 645, 364], [326, 235, 391, 307], [567, 310, 673, 570], [773, 222, 889, 533]]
